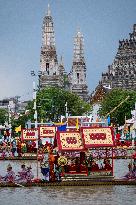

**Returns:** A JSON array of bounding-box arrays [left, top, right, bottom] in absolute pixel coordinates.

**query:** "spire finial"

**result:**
[[76, 27, 82, 37], [77, 26, 80, 33], [60, 55, 64, 66], [47, 4, 51, 16], [133, 24, 136, 33]]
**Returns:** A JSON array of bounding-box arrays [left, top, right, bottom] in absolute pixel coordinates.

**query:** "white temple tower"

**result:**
[[69, 30, 88, 101], [39, 5, 64, 88]]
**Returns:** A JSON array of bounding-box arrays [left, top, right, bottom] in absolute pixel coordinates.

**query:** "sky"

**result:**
[[0, 0, 136, 101]]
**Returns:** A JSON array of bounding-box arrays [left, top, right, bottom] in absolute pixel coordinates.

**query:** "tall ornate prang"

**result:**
[[39, 4, 63, 88], [69, 30, 88, 101], [101, 24, 136, 90], [38, 6, 89, 100]]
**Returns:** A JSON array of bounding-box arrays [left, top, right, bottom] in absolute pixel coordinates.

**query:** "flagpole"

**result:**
[[131, 103, 136, 171], [33, 81, 39, 179], [65, 102, 68, 127], [8, 105, 12, 147]]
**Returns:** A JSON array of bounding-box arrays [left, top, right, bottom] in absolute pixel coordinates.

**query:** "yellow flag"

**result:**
[[15, 125, 21, 133], [54, 122, 65, 126], [76, 118, 79, 130]]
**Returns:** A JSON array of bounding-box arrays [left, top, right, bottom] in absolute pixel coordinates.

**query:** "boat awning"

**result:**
[[39, 126, 56, 138], [56, 131, 84, 151], [22, 128, 38, 141], [81, 127, 114, 148]]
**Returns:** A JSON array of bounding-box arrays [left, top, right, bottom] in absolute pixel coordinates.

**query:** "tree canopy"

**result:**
[[26, 86, 91, 123], [99, 88, 136, 125], [0, 108, 8, 125]]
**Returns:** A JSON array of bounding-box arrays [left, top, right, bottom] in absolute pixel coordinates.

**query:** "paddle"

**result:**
[[14, 182, 25, 187]]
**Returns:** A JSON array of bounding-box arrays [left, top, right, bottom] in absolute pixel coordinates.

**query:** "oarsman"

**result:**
[[17, 164, 27, 183], [2, 164, 16, 183], [25, 166, 34, 183]]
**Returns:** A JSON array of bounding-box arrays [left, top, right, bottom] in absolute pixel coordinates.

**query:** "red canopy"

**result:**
[[56, 131, 84, 151], [81, 127, 114, 148], [39, 126, 56, 138], [56, 127, 114, 151], [21, 128, 38, 141]]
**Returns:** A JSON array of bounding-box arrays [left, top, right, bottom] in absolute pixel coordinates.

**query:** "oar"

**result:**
[[14, 182, 25, 187]]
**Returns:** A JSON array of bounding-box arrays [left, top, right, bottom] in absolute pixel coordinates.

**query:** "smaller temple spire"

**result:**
[[60, 55, 64, 67], [73, 29, 84, 63], [59, 55, 65, 75], [69, 29, 88, 101], [77, 26, 80, 33], [77, 27, 82, 37], [133, 24, 136, 33], [47, 4, 51, 16]]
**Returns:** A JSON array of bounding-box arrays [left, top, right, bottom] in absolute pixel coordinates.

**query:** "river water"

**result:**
[[0, 159, 136, 205]]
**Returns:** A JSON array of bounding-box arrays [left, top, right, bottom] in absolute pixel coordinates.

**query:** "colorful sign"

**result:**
[[39, 126, 56, 138], [66, 117, 90, 127], [22, 128, 38, 141], [81, 127, 114, 147], [57, 131, 84, 151]]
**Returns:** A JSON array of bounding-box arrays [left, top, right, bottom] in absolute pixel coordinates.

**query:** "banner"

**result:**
[[57, 124, 67, 131], [22, 128, 38, 141], [15, 125, 21, 133], [39, 126, 56, 138], [57, 131, 84, 151], [81, 127, 114, 147]]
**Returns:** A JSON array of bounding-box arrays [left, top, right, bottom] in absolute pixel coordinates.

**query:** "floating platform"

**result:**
[[0, 156, 37, 160], [0, 179, 136, 187], [0, 156, 132, 161]]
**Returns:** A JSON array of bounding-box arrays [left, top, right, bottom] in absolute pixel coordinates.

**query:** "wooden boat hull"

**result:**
[[0, 179, 136, 187]]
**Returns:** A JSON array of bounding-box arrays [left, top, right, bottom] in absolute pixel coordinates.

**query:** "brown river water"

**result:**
[[0, 159, 136, 205]]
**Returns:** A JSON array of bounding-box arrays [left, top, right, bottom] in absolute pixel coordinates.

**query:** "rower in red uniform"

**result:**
[[103, 159, 112, 171]]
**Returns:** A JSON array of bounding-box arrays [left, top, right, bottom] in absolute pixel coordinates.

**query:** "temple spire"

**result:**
[[101, 24, 136, 90], [77, 27, 80, 34], [39, 5, 64, 89], [47, 4, 51, 16], [60, 55, 64, 66], [59, 55, 65, 76], [69, 29, 88, 101], [40, 5, 57, 74], [133, 24, 136, 33], [73, 29, 85, 63]]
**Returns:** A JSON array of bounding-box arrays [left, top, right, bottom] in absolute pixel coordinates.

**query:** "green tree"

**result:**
[[11, 113, 30, 130], [0, 108, 8, 125], [27, 87, 91, 123], [99, 88, 136, 125]]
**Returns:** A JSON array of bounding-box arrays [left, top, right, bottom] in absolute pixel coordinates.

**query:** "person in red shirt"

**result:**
[[91, 160, 99, 172], [103, 159, 112, 171], [116, 132, 121, 140]]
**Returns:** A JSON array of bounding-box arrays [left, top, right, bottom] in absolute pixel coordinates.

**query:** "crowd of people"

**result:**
[[0, 141, 131, 159], [89, 149, 128, 158], [0, 138, 37, 158], [0, 131, 136, 183], [0, 130, 135, 160]]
